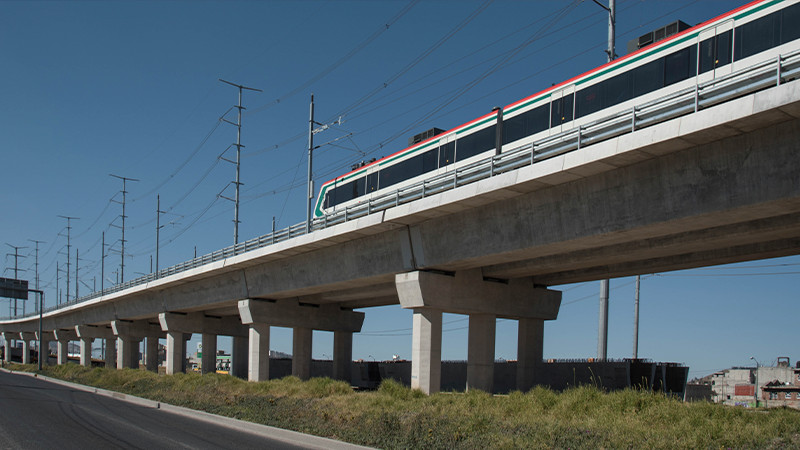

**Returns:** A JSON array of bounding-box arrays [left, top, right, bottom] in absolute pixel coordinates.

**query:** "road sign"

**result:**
[[0, 277, 28, 300]]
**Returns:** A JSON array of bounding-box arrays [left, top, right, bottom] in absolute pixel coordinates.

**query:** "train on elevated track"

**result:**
[[314, 0, 800, 218]]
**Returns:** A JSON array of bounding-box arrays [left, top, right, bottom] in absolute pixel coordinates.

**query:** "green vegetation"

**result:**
[[6, 363, 800, 449]]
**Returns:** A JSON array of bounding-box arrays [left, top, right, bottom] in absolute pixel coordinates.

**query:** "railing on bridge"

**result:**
[[7, 48, 799, 320]]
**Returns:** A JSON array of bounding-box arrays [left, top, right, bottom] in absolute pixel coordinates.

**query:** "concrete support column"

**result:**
[[145, 337, 159, 372], [333, 331, 353, 384], [201, 333, 217, 374], [40, 340, 51, 365], [80, 337, 93, 367], [517, 318, 544, 392], [165, 331, 187, 375], [57, 340, 68, 365], [20, 340, 30, 365], [117, 336, 140, 369], [411, 308, 442, 394], [247, 324, 270, 382], [292, 327, 312, 380], [466, 314, 496, 392], [2, 334, 11, 363], [231, 335, 248, 379], [104, 338, 117, 369]]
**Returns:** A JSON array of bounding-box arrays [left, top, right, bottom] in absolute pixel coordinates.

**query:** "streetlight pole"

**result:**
[[750, 356, 760, 407]]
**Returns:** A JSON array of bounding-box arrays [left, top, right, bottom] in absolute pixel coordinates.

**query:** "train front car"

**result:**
[[315, 0, 800, 221]]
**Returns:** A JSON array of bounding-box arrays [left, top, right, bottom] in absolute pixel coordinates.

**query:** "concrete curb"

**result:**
[[0, 367, 372, 450]]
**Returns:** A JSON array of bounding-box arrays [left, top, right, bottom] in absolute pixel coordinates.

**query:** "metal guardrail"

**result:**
[[6, 48, 799, 320]]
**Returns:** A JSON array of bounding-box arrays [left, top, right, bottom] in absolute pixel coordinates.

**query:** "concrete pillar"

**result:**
[[232, 335, 248, 379], [517, 318, 544, 392], [145, 337, 159, 372], [201, 333, 217, 374], [104, 338, 117, 369], [40, 340, 51, 365], [166, 331, 186, 375], [292, 327, 312, 380], [79, 337, 93, 367], [3, 334, 11, 363], [57, 340, 68, 365], [247, 323, 270, 382], [20, 340, 30, 365], [411, 308, 442, 394], [117, 336, 140, 369], [466, 314, 496, 393], [333, 330, 353, 384]]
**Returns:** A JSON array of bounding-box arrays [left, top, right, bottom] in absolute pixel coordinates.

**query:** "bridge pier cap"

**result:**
[[395, 270, 561, 319]]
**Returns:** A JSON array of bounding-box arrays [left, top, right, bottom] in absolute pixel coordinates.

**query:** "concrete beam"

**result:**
[[36, 331, 55, 341], [111, 320, 165, 340], [396, 270, 561, 319], [238, 299, 364, 332], [53, 328, 77, 342], [159, 312, 247, 337], [75, 324, 115, 340]]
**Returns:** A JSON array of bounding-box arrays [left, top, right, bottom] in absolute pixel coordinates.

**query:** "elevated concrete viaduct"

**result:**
[[1, 81, 799, 394]]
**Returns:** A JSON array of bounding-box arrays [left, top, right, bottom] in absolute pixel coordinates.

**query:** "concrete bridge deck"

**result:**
[[2, 75, 799, 394]]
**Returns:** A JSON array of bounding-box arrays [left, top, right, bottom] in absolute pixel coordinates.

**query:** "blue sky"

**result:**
[[1, 0, 797, 379]]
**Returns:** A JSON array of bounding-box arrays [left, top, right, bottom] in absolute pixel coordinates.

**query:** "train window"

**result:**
[[605, 70, 633, 109], [438, 141, 455, 167], [664, 46, 696, 86], [781, 3, 800, 44], [735, 12, 779, 60], [366, 172, 378, 193], [699, 31, 732, 74], [575, 83, 604, 119], [633, 58, 664, 98], [456, 126, 496, 161], [422, 148, 438, 173], [550, 93, 574, 126], [502, 104, 549, 144]]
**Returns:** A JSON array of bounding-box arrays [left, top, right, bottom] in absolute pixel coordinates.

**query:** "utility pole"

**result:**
[[306, 94, 346, 233], [633, 275, 641, 359], [75, 248, 79, 300], [156, 194, 165, 273], [58, 215, 78, 303], [5, 243, 27, 316], [56, 262, 60, 306], [219, 79, 262, 245], [100, 231, 105, 295], [593, 0, 615, 362], [110, 174, 138, 284], [28, 239, 44, 312]]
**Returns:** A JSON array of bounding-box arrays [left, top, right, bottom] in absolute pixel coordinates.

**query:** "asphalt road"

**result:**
[[0, 370, 353, 450]]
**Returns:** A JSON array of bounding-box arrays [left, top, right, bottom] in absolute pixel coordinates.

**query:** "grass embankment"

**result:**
[[6, 363, 800, 449]]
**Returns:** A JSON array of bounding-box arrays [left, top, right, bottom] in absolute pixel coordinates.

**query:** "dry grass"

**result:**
[[8, 363, 800, 449]]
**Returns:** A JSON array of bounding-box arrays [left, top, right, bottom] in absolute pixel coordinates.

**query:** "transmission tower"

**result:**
[[5, 243, 27, 316], [219, 79, 262, 245], [57, 215, 78, 303], [28, 239, 45, 312], [110, 174, 138, 283]]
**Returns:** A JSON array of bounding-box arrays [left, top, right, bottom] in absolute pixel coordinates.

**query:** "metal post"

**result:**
[[75, 248, 79, 300], [307, 94, 315, 234], [633, 275, 640, 359], [597, 279, 609, 361], [36, 290, 43, 371], [100, 231, 105, 295], [751, 356, 760, 407], [219, 79, 262, 245], [58, 215, 78, 302], [110, 174, 138, 284], [156, 195, 163, 273], [5, 244, 26, 316], [56, 262, 60, 306], [28, 239, 44, 313]]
